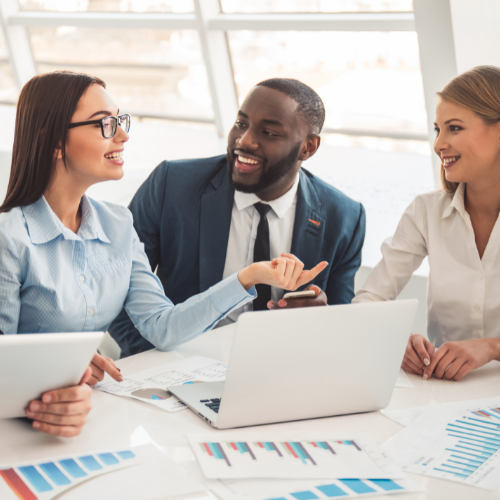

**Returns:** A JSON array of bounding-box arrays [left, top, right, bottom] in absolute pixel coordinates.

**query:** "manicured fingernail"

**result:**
[[118, 375, 124, 382], [33, 421, 40, 429], [42, 395, 52, 403], [423, 374, 428, 380], [31, 403, 40, 411], [423, 358, 430, 366]]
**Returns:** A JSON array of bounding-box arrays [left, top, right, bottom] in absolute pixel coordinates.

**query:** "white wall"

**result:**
[[450, 0, 500, 73]]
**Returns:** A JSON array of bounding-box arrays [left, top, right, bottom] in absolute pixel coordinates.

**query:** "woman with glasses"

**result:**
[[0, 71, 327, 437]]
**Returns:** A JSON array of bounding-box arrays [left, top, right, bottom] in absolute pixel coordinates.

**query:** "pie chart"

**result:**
[[131, 388, 172, 400]]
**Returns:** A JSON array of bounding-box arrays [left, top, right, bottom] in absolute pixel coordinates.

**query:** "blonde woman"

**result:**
[[354, 65, 500, 381]]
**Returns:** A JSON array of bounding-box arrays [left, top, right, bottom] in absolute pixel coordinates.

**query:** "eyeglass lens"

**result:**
[[102, 116, 117, 138]]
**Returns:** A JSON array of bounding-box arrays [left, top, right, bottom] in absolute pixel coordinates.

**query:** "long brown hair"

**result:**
[[0, 71, 105, 213], [437, 65, 500, 194]]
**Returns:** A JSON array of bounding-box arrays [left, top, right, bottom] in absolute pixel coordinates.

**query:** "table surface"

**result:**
[[2, 324, 500, 500]]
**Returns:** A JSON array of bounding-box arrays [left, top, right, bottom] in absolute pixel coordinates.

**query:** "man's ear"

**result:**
[[299, 135, 321, 161]]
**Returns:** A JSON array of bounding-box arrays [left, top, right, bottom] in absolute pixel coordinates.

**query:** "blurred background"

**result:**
[[0, 0, 496, 277]]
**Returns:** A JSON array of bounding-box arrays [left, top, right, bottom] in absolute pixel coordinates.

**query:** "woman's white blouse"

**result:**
[[353, 184, 500, 347], [0, 195, 255, 349]]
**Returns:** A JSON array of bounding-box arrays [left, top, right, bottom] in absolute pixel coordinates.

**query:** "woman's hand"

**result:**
[[238, 253, 328, 291], [25, 367, 93, 437], [422, 338, 500, 381], [88, 353, 123, 386], [401, 333, 435, 376]]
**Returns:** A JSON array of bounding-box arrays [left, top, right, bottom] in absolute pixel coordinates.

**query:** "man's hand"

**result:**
[[267, 285, 327, 310], [401, 334, 435, 376], [25, 367, 93, 437], [88, 353, 123, 386], [423, 338, 499, 381]]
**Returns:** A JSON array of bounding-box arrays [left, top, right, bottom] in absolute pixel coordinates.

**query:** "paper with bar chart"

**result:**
[[0, 449, 139, 500], [188, 433, 403, 479], [94, 355, 227, 412], [202, 476, 425, 500], [383, 400, 500, 489]]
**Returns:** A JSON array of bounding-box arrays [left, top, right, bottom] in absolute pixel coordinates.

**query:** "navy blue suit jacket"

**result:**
[[108, 155, 365, 356]]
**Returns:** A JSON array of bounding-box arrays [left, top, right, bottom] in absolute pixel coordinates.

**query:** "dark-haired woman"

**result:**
[[354, 65, 500, 381], [0, 71, 327, 437]]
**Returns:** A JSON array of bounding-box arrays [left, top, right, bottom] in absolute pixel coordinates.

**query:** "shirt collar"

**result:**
[[233, 173, 300, 219], [22, 195, 110, 245], [442, 183, 466, 219]]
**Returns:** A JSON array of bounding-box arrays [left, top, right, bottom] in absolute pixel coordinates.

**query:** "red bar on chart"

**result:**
[[0, 468, 38, 500], [203, 443, 213, 456]]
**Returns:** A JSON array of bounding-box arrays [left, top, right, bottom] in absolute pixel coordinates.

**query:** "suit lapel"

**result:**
[[291, 170, 325, 278], [199, 164, 235, 292]]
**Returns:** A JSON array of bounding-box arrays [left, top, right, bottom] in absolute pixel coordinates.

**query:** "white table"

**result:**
[[1, 324, 500, 500]]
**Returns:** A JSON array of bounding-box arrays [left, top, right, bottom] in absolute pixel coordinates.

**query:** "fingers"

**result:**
[[402, 359, 422, 376], [27, 399, 91, 417], [41, 383, 92, 405], [282, 253, 305, 288], [267, 300, 282, 310], [433, 352, 457, 380], [30, 421, 85, 438], [404, 336, 425, 371], [295, 261, 329, 289], [80, 367, 92, 385], [452, 361, 473, 381], [89, 362, 105, 384], [26, 409, 88, 427], [411, 334, 431, 366], [90, 353, 123, 383], [402, 354, 424, 375], [305, 285, 321, 297], [423, 344, 449, 380]]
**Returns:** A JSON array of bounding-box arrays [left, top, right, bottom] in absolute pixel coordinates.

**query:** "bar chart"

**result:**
[[189, 433, 404, 479], [0, 449, 138, 500], [405, 405, 500, 489]]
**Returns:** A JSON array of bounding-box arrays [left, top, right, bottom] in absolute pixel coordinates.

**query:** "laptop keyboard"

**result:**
[[200, 398, 221, 413]]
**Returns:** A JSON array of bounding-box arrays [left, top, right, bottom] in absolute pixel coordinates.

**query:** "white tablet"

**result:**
[[0, 332, 104, 419]]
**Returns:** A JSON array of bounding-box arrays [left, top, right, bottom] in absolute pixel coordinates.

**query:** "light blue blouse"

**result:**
[[0, 195, 256, 350]]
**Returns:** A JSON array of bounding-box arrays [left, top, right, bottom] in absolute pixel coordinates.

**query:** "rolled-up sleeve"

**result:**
[[123, 227, 256, 351], [0, 230, 23, 334]]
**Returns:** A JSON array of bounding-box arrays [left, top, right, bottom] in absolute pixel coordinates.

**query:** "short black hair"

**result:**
[[255, 78, 325, 134]]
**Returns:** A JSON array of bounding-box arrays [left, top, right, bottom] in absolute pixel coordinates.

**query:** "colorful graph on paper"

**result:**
[[0, 450, 138, 500], [405, 404, 500, 489], [189, 434, 403, 479]]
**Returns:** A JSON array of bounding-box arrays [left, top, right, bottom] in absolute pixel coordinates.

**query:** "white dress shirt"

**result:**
[[218, 174, 300, 326], [353, 183, 500, 347]]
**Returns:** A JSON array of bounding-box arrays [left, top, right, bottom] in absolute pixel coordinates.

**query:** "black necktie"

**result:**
[[253, 202, 272, 311]]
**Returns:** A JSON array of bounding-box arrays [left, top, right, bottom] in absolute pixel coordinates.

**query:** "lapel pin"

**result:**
[[308, 219, 321, 226]]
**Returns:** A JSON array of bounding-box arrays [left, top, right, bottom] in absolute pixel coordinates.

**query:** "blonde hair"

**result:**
[[437, 65, 500, 193]]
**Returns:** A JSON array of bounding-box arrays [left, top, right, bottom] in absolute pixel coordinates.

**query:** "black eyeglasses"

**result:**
[[69, 114, 131, 138]]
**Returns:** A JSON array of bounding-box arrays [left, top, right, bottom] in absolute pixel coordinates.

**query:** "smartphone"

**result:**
[[283, 290, 316, 300]]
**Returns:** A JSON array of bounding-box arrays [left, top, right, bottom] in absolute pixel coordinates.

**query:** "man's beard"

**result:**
[[227, 141, 301, 194]]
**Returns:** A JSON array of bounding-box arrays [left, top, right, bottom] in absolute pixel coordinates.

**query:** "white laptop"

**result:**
[[0, 332, 104, 419], [168, 300, 418, 429]]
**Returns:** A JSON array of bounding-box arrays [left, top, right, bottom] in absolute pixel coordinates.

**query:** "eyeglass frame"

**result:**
[[68, 113, 131, 138]]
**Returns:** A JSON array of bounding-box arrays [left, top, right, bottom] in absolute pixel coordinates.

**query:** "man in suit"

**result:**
[[109, 78, 366, 356]]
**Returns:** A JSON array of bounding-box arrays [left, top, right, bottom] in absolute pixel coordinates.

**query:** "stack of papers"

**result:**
[[94, 355, 227, 412], [0, 444, 207, 500], [187, 433, 424, 499], [383, 396, 500, 490]]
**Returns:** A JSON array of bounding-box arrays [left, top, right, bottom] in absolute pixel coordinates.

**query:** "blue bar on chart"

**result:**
[[39, 462, 71, 486], [369, 479, 404, 491], [97, 453, 120, 466], [339, 479, 376, 494], [79, 455, 103, 471], [59, 459, 88, 478], [290, 490, 319, 500], [18, 466, 53, 493], [316, 483, 348, 497]]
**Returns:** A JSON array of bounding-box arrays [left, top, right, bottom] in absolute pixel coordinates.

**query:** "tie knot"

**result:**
[[254, 202, 272, 218]]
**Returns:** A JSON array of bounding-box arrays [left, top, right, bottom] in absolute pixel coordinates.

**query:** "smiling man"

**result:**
[[108, 78, 366, 357]]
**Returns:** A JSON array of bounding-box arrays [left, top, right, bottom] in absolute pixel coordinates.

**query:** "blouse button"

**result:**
[[79, 275, 84, 282], [89, 309, 95, 316], [478, 273, 484, 280], [473, 304, 481, 312], [473, 331, 481, 339]]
